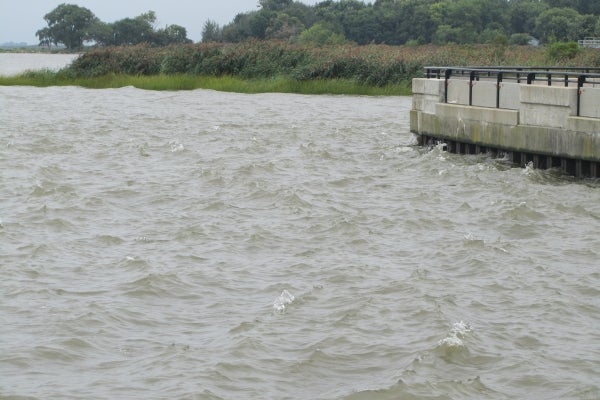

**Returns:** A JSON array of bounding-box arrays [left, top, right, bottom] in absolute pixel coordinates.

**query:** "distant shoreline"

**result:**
[[0, 46, 71, 54]]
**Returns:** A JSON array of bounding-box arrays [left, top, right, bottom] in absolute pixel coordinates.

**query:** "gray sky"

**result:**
[[0, 0, 323, 44]]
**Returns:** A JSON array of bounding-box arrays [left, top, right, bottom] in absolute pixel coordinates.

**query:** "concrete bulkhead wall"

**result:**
[[519, 85, 578, 128], [411, 77, 600, 175], [580, 86, 600, 119], [411, 79, 445, 114], [416, 103, 600, 161]]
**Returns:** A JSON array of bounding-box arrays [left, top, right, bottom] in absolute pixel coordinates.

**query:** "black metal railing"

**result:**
[[424, 67, 600, 117]]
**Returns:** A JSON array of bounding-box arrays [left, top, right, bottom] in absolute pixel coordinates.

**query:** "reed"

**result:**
[[65, 42, 600, 83], [2, 42, 598, 95], [0, 71, 411, 95]]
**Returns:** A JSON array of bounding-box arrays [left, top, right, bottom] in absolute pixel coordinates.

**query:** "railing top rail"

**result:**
[[425, 66, 600, 73], [424, 66, 600, 82]]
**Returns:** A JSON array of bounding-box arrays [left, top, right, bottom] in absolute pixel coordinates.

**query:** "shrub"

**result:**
[[546, 41, 581, 61], [509, 33, 533, 46]]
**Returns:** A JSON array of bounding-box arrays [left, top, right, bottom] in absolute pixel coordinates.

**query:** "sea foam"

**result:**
[[273, 289, 295, 313], [438, 321, 472, 347]]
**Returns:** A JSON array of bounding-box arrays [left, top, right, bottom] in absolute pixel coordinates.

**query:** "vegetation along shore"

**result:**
[[2, 0, 600, 95], [2, 41, 600, 95]]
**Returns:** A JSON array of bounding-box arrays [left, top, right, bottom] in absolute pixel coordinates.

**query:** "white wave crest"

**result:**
[[273, 289, 295, 313], [438, 335, 465, 347], [522, 161, 535, 175], [169, 141, 185, 152], [438, 321, 472, 347]]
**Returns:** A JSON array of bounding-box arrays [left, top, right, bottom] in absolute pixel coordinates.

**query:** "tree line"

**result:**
[[208, 0, 600, 46], [36, 4, 191, 49], [37, 1, 600, 50]]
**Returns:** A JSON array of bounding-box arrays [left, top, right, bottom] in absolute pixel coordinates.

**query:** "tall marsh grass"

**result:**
[[2, 41, 599, 94]]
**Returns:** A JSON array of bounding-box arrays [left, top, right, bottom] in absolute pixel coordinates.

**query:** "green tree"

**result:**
[[480, 28, 508, 45], [313, 0, 370, 44], [429, 0, 508, 44], [221, 1, 315, 42], [388, 0, 438, 44], [535, 7, 583, 43], [509, 33, 534, 45], [222, 14, 251, 42], [36, 3, 98, 49], [155, 24, 191, 45], [222, 9, 280, 41], [546, 0, 600, 15], [279, 2, 318, 28], [112, 12, 156, 45], [201, 0, 600, 46], [88, 21, 115, 46], [580, 14, 600, 38], [346, 6, 381, 44], [297, 21, 347, 45], [202, 19, 223, 42], [265, 13, 305, 40], [259, 0, 293, 11], [314, 0, 368, 30], [36, 27, 53, 48], [433, 24, 460, 44], [508, 0, 548, 35]]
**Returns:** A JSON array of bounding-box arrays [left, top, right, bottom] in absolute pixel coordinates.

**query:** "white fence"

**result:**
[[578, 37, 600, 48]]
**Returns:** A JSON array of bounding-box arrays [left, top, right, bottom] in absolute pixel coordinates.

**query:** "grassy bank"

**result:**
[[0, 70, 411, 95], [2, 41, 599, 94]]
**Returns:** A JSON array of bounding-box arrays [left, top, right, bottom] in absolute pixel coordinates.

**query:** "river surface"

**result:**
[[1, 55, 599, 400], [0, 53, 79, 76]]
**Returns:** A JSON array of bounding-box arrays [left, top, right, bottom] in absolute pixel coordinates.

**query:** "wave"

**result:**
[[273, 289, 295, 313]]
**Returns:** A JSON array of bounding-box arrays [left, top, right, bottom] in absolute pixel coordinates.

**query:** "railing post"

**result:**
[[496, 72, 503, 108], [469, 70, 477, 106], [444, 69, 452, 103], [577, 75, 586, 117], [527, 72, 536, 85]]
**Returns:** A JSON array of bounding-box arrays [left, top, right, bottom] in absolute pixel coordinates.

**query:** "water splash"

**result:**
[[273, 289, 295, 314], [438, 321, 472, 347], [169, 141, 184, 152], [463, 232, 485, 247], [522, 161, 535, 175]]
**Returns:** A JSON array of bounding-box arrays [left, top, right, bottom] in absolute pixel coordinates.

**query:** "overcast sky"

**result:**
[[0, 0, 323, 44]]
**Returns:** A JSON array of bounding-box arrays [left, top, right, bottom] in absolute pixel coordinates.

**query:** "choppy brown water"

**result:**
[[1, 57, 599, 400]]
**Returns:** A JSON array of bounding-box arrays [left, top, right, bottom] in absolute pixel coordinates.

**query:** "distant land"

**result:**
[[0, 42, 67, 52], [1, 42, 29, 47]]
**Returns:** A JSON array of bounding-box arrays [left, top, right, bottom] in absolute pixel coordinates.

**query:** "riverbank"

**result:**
[[0, 71, 411, 95], [1, 42, 599, 94]]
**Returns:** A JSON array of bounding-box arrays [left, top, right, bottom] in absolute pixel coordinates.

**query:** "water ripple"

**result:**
[[1, 84, 599, 400]]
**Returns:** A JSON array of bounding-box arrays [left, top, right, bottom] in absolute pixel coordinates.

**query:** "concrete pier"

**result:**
[[410, 67, 600, 177]]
